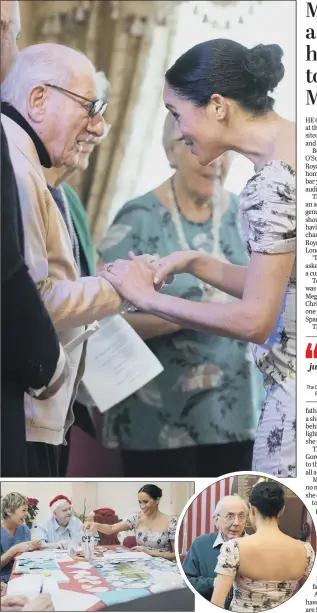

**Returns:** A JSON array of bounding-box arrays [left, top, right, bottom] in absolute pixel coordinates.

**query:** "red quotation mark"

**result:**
[[306, 343, 317, 359]]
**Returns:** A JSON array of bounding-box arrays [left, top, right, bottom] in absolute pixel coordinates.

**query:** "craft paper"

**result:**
[[98, 588, 149, 605], [51, 589, 99, 612]]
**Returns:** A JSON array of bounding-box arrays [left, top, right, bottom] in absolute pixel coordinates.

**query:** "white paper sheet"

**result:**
[[146, 570, 185, 588], [102, 551, 152, 562], [83, 316, 163, 413], [66, 562, 92, 569], [55, 552, 74, 563], [51, 589, 99, 612], [7, 575, 59, 596], [50, 570, 70, 583], [18, 551, 57, 560]]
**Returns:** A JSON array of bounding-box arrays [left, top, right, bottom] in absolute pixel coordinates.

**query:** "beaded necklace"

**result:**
[[168, 168, 232, 302]]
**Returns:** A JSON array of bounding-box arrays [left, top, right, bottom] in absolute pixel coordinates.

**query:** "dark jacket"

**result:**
[[183, 533, 220, 601], [1, 125, 60, 476]]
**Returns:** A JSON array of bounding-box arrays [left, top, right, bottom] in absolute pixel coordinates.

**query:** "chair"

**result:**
[[122, 536, 137, 549], [93, 507, 121, 546]]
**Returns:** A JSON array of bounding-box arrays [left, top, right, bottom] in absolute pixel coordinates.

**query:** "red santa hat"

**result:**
[[49, 495, 72, 513]]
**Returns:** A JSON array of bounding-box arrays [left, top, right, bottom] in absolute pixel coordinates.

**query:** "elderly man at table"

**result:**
[[183, 495, 248, 604], [35, 495, 82, 549], [0, 43, 136, 477]]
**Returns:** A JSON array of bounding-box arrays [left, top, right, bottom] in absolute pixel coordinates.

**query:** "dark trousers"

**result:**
[[26, 442, 60, 477], [59, 401, 96, 477], [1, 382, 27, 477], [122, 440, 253, 478]]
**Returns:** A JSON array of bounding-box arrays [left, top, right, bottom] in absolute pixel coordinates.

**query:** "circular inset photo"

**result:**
[[176, 474, 316, 611]]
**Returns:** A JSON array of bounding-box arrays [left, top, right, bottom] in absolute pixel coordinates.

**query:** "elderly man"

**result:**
[[183, 495, 248, 604], [35, 495, 82, 549], [1, 43, 133, 477], [1, 0, 69, 478], [43, 72, 110, 476]]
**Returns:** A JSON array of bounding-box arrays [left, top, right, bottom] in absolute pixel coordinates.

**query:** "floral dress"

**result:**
[[215, 538, 314, 612], [239, 161, 296, 477], [98, 190, 263, 453], [123, 512, 177, 552]]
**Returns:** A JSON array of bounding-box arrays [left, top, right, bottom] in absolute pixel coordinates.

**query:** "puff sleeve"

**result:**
[[168, 517, 178, 542], [215, 538, 240, 577], [240, 162, 296, 255], [123, 512, 139, 530]]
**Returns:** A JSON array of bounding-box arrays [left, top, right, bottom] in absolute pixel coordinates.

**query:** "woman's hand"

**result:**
[[55, 540, 69, 549], [148, 251, 199, 285], [97, 257, 157, 309], [82, 521, 98, 533], [22, 594, 54, 612], [1, 580, 7, 596], [0, 595, 28, 612], [127, 253, 174, 287], [131, 546, 153, 555], [13, 541, 37, 555]]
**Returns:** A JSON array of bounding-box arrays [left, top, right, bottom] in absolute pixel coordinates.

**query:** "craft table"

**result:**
[[9, 545, 184, 611]]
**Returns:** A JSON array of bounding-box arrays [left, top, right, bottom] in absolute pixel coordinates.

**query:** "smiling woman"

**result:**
[[83, 484, 177, 561], [0, 492, 41, 582], [98, 38, 296, 479]]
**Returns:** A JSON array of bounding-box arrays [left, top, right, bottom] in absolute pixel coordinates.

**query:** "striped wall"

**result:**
[[179, 477, 234, 554], [179, 478, 316, 555]]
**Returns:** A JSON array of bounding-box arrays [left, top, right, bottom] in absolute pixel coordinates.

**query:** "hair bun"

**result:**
[[244, 44, 284, 92], [262, 487, 280, 502]]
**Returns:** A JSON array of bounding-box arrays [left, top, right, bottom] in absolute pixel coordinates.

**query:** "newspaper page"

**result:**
[[298, 2, 317, 612]]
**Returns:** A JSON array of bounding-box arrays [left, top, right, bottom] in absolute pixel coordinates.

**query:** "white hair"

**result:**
[[1, 0, 19, 24], [214, 494, 249, 517], [1, 43, 95, 110], [95, 71, 110, 100]]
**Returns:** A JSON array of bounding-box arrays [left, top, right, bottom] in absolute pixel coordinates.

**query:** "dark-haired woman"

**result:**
[[99, 39, 296, 478], [212, 482, 315, 611], [83, 485, 177, 560]]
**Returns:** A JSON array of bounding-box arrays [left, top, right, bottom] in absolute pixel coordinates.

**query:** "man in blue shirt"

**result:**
[[183, 495, 248, 605], [35, 495, 82, 549]]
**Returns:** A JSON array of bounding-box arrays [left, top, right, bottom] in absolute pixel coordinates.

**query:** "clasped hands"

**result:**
[[97, 251, 185, 310]]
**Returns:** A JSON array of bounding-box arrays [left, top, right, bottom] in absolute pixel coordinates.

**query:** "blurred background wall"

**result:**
[[1, 481, 195, 536], [17, 1, 295, 243]]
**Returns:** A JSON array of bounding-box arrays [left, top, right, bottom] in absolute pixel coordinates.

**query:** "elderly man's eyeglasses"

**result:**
[[44, 84, 107, 117], [216, 513, 247, 523]]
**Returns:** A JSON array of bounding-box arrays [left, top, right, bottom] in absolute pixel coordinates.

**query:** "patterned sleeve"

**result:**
[[123, 512, 139, 530], [168, 517, 178, 541], [241, 163, 296, 255], [303, 542, 315, 578], [215, 539, 240, 577]]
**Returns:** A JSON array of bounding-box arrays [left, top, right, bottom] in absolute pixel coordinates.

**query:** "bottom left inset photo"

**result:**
[[0, 480, 195, 612]]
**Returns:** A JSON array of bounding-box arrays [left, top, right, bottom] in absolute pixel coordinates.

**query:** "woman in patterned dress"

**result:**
[[212, 482, 315, 611], [83, 484, 177, 561], [99, 39, 296, 478], [97, 114, 263, 478]]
